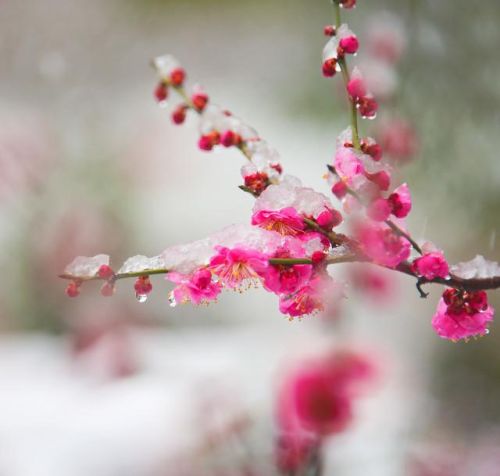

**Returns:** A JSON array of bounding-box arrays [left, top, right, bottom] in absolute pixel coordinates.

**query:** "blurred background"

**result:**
[[0, 0, 499, 474]]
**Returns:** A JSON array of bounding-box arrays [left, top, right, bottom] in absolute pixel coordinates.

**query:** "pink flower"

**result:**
[[331, 180, 348, 199], [315, 207, 343, 230], [367, 197, 392, 222], [347, 77, 367, 100], [361, 138, 383, 161], [279, 276, 331, 317], [358, 95, 378, 119], [263, 246, 312, 295], [208, 246, 269, 289], [251, 207, 305, 236], [388, 183, 412, 218], [337, 25, 359, 56], [365, 170, 391, 191], [339, 0, 356, 7], [412, 252, 449, 280], [432, 289, 494, 341], [358, 223, 411, 268], [334, 146, 364, 186], [290, 368, 353, 435], [275, 350, 376, 471], [167, 268, 221, 305]]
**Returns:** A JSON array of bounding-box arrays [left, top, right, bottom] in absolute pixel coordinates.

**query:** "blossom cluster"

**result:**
[[60, 0, 499, 343]]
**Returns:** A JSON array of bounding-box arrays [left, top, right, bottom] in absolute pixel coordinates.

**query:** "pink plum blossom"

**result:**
[[432, 289, 494, 341], [358, 223, 411, 268], [367, 197, 392, 222], [263, 245, 313, 295], [334, 146, 364, 186], [278, 275, 331, 317], [208, 246, 269, 289], [167, 268, 222, 305], [412, 252, 449, 280], [251, 207, 306, 236]]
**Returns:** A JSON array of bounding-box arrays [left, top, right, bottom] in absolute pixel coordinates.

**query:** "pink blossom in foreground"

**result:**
[[275, 349, 376, 472], [277, 351, 375, 450], [279, 275, 331, 317], [251, 207, 305, 236], [412, 252, 449, 280], [432, 289, 494, 341], [167, 268, 222, 305], [263, 246, 312, 295], [388, 183, 412, 218], [289, 367, 353, 435], [358, 223, 411, 268], [208, 246, 269, 289]]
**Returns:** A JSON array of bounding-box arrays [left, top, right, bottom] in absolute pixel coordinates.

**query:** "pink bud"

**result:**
[[340, 0, 356, 8], [322, 58, 338, 78], [339, 36, 359, 55], [220, 130, 241, 147], [171, 105, 187, 125], [365, 171, 391, 191], [324, 25, 336, 37], [134, 276, 153, 296], [316, 208, 343, 230], [154, 82, 168, 102], [311, 251, 327, 264], [347, 77, 366, 100], [191, 92, 209, 111], [358, 96, 378, 119], [169, 68, 186, 86], [65, 280, 81, 298], [412, 252, 449, 280], [362, 141, 383, 161], [331, 180, 348, 199], [388, 183, 411, 218], [97, 264, 114, 280]]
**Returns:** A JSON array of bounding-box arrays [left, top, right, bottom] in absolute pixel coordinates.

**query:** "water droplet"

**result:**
[[168, 292, 177, 308], [136, 293, 148, 303], [485, 329, 490, 335]]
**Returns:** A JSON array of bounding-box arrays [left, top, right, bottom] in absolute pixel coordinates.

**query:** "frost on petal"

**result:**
[[118, 255, 165, 274], [210, 223, 283, 255], [451, 255, 500, 280], [246, 140, 281, 168], [64, 254, 110, 278], [253, 181, 333, 220], [162, 237, 214, 275], [161, 224, 283, 275], [322, 37, 339, 62], [199, 104, 227, 135], [336, 127, 354, 148]]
